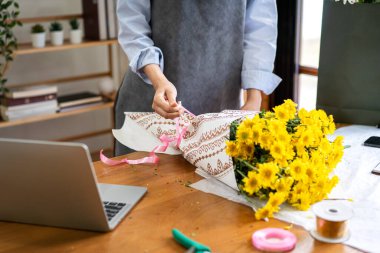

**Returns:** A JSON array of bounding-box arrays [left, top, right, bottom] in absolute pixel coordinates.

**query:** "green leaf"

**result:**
[[4, 1, 12, 8]]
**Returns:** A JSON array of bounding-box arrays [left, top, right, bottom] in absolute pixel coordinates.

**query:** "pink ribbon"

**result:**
[[100, 109, 193, 166]]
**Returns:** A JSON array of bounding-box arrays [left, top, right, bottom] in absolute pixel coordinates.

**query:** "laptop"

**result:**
[[0, 138, 147, 232]]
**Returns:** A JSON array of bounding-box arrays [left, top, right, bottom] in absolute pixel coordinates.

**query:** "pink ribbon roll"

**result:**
[[252, 228, 297, 252]]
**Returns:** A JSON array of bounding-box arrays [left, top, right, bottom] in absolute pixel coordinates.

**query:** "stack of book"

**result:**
[[58, 92, 103, 112], [0, 85, 58, 121], [82, 0, 118, 40]]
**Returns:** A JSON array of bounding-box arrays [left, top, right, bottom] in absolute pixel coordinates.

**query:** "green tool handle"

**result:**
[[172, 228, 211, 252]]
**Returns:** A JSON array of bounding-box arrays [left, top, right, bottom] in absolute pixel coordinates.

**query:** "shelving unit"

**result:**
[[1, 10, 120, 156]]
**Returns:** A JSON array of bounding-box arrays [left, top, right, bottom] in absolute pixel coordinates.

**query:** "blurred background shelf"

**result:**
[[0, 0, 125, 159]]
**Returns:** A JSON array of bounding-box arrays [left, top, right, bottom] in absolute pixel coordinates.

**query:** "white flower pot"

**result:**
[[51, 31, 64, 46], [70, 29, 82, 44], [31, 33, 46, 48]]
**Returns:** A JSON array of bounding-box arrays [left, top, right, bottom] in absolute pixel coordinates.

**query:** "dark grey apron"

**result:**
[[115, 0, 247, 155]]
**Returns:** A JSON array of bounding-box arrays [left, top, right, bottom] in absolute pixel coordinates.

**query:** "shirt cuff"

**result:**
[[241, 70, 282, 95], [129, 47, 164, 85]]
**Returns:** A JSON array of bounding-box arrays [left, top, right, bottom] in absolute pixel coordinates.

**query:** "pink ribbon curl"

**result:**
[[100, 108, 195, 166]]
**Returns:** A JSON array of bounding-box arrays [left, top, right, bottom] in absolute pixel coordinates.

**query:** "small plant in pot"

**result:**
[[69, 18, 82, 44], [49, 21, 64, 46], [31, 24, 46, 48]]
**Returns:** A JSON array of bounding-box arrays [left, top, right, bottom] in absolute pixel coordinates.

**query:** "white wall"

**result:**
[[1, 0, 128, 160]]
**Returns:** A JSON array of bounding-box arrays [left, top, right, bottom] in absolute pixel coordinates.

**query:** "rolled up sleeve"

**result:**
[[117, 0, 164, 84], [242, 0, 282, 94]]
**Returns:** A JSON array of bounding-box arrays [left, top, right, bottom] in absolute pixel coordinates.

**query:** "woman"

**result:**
[[115, 0, 281, 155]]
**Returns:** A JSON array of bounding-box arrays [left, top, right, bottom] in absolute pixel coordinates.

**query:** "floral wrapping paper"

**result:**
[[113, 110, 257, 189]]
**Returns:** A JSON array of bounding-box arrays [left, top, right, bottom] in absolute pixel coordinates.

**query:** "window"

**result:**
[[297, 0, 324, 110]]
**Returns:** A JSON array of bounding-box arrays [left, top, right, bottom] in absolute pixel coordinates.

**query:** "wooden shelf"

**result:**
[[9, 71, 112, 88], [18, 14, 83, 24], [56, 128, 112, 142], [14, 39, 118, 56], [0, 102, 114, 129]]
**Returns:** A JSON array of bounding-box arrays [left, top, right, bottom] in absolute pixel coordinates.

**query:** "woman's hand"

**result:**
[[241, 89, 262, 111], [143, 64, 182, 119]]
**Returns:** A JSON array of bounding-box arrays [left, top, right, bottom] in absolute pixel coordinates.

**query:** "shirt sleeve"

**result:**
[[242, 0, 282, 95], [117, 0, 164, 84]]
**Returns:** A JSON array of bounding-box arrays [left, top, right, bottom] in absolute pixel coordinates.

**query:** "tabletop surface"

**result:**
[[0, 152, 360, 253]]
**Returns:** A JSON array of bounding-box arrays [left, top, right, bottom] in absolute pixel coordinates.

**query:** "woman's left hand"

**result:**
[[241, 89, 262, 111]]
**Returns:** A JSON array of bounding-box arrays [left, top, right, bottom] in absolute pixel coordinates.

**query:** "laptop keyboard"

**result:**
[[103, 201, 130, 221]]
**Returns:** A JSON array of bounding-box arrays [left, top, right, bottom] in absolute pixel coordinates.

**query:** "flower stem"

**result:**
[[236, 169, 247, 178], [236, 158, 258, 171]]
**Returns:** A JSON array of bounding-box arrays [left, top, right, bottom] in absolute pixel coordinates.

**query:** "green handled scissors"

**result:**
[[172, 228, 211, 253]]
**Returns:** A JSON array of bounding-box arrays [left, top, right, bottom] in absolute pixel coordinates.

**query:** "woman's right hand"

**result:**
[[143, 64, 182, 119], [152, 80, 182, 119]]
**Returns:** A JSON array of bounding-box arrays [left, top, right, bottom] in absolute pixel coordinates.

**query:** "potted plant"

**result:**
[[31, 24, 46, 48], [49, 21, 64, 46], [0, 0, 22, 95], [69, 18, 82, 44]]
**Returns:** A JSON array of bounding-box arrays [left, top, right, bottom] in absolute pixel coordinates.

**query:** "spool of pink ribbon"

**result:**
[[252, 228, 297, 252]]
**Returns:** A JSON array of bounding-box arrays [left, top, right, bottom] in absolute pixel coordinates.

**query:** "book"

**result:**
[[1, 100, 58, 113], [0, 94, 56, 107], [105, 0, 116, 39], [58, 92, 103, 109], [82, 0, 107, 40], [1, 104, 58, 121], [5, 85, 58, 99], [59, 101, 104, 113]]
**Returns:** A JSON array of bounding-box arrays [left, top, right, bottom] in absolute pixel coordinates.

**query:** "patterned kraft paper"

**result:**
[[113, 110, 257, 190]]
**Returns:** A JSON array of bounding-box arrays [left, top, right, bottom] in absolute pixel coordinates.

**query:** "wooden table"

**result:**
[[0, 153, 360, 253]]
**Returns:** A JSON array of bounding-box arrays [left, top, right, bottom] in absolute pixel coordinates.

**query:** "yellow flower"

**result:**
[[236, 125, 252, 144], [242, 117, 254, 129], [268, 119, 286, 134], [255, 204, 275, 220], [270, 142, 286, 161], [305, 165, 316, 181], [317, 109, 329, 125], [273, 99, 297, 122], [276, 130, 291, 144], [298, 108, 309, 122], [259, 132, 273, 149], [288, 159, 306, 181], [225, 141, 238, 157], [275, 177, 294, 193], [289, 182, 308, 204], [242, 171, 261, 195], [251, 125, 262, 144], [238, 143, 255, 160], [319, 138, 332, 154], [298, 129, 315, 147], [267, 192, 287, 212], [293, 192, 312, 210], [326, 115, 336, 134], [258, 162, 279, 188], [327, 144, 344, 169]]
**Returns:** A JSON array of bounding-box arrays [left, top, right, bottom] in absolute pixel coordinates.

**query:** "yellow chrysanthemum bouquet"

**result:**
[[226, 99, 344, 220]]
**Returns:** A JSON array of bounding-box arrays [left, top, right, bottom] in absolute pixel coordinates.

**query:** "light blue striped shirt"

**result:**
[[117, 0, 281, 95]]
